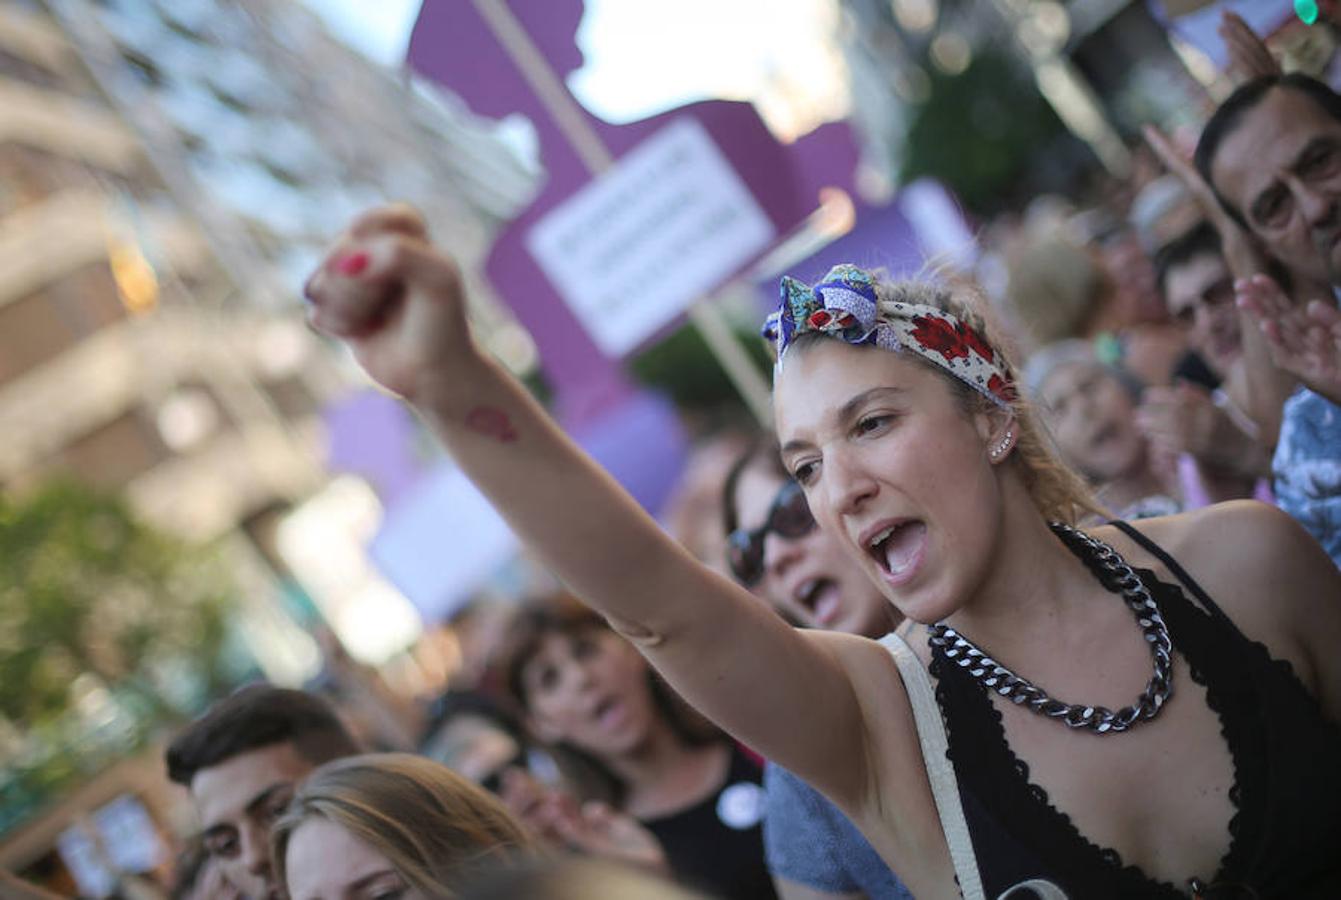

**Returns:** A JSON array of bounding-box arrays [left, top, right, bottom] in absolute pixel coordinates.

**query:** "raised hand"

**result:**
[[303, 204, 474, 402], [500, 769, 669, 874], [1237, 274, 1341, 405], [549, 800, 671, 876], [1142, 124, 1262, 273], [1137, 383, 1219, 463], [1219, 11, 1280, 84], [1136, 382, 1270, 480]]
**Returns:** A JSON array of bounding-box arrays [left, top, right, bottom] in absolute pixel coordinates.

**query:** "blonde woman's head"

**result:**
[[772, 272, 1098, 524], [769, 269, 1100, 624], [272, 753, 534, 900]]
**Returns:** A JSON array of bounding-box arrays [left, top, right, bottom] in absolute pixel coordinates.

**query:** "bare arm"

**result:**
[[302, 206, 874, 810], [1143, 126, 1297, 442], [1219, 10, 1281, 85]]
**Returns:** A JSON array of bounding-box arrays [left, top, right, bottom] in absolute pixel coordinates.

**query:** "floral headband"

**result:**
[[761, 264, 1016, 407]]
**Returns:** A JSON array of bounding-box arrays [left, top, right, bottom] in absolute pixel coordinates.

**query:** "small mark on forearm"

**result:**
[[464, 405, 519, 443]]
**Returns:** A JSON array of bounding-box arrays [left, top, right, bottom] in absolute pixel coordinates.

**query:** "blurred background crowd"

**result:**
[[1, 0, 1338, 897]]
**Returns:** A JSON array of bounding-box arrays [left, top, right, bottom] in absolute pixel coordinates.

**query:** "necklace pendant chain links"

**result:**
[[928, 522, 1174, 735]]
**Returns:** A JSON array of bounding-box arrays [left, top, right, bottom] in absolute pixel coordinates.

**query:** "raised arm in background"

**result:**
[[1144, 124, 1297, 444]]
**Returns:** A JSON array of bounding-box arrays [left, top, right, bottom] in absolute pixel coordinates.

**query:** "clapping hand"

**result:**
[[1136, 382, 1270, 480], [1237, 274, 1341, 406]]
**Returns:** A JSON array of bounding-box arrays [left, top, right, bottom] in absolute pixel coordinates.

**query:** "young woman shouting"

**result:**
[[303, 206, 1341, 898]]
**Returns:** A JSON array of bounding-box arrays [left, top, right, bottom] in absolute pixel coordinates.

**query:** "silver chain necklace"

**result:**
[[928, 522, 1174, 735]]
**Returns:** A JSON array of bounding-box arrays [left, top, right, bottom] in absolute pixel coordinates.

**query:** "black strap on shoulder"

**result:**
[[1107, 520, 1231, 625]]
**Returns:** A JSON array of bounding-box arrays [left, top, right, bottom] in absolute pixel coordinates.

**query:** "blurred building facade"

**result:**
[[0, 0, 535, 888]]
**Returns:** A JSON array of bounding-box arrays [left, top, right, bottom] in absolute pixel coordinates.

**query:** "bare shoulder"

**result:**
[[1097, 502, 1341, 702], [1097, 501, 1328, 594]]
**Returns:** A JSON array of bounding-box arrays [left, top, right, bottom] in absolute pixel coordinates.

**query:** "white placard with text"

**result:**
[[526, 117, 775, 357]]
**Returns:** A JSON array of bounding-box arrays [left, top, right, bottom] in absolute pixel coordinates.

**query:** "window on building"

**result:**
[[50, 409, 169, 489]]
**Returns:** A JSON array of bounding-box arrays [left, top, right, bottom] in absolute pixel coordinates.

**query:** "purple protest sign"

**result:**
[[407, 0, 860, 423]]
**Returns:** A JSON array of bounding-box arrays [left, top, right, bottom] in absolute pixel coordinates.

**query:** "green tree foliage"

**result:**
[[900, 46, 1068, 215], [0, 480, 235, 726]]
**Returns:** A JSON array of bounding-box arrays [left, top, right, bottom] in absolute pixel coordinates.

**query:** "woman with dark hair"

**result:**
[[722, 436, 898, 637], [498, 598, 777, 899], [304, 207, 1341, 898]]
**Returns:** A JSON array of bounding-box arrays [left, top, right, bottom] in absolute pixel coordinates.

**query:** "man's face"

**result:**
[[1211, 87, 1341, 285], [1163, 251, 1241, 379], [191, 742, 315, 900]]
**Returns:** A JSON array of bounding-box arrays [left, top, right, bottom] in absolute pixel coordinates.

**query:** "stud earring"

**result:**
[[990, 428, 1014, 461]]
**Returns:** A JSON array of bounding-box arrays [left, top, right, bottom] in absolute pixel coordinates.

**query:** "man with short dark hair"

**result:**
[[1197, 73, 1341, 565], [1196, 73, 1341, 286], [166, 685, 360, 900], [1141, 221, 1277, 501], [1156, 223, 1241, 382]]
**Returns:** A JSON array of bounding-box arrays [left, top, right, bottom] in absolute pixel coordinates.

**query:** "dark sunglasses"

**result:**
[[477, 751, 529, 795], [727, 480, 815, 586]]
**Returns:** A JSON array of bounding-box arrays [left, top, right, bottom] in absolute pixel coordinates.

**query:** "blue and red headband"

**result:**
[[762, 264, 1015, 407]]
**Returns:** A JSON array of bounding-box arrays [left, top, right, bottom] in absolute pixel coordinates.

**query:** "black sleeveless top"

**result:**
[[643, 744, 778, 899], [932, 521, 1341, 898]]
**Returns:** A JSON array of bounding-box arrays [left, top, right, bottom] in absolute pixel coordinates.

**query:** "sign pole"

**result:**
[[471, 0, 774, 423]]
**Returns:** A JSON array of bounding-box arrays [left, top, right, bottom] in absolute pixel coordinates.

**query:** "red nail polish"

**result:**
[[334, 252, 369, 277]]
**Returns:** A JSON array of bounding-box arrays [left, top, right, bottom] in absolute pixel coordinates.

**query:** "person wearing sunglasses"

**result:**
[[723, 438, 912, 900], [723, 438, 897, 640]]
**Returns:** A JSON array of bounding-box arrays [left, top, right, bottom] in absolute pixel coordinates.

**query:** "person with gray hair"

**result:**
[[1128, 175, 1203, 259], [1025, 341, 1181, 521]]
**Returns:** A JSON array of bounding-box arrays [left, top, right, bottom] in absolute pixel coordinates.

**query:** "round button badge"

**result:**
[[716, 781, 765, 830]]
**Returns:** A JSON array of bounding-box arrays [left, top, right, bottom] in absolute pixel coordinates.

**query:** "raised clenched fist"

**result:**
[[304, 204, 476, 402]]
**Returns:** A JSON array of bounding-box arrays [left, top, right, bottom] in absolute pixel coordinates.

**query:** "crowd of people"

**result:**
[[59, 11, 1341, 900]]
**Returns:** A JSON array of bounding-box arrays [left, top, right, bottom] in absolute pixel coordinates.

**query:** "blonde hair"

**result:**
[[884, 278, 1103, 524], [460, 858, 708, 900], [1004, 238, 1107, 349], [271, 753, 535, 899], [782, 273, 1102, 525]]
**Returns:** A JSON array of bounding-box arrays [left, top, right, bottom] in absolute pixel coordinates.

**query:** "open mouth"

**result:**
[[593, 696, 625, 730], [864, 520, 927, 586], [795, 577, 842, 625]]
